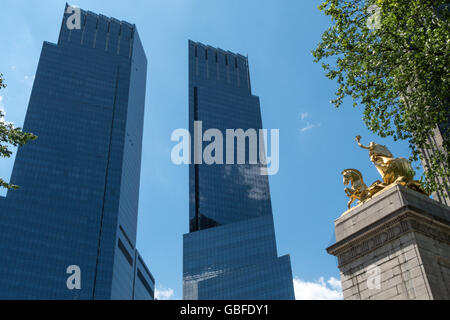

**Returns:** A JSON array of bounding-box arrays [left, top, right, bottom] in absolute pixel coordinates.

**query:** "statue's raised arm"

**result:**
[[356, 136, 393, 159], [355, 135, 370, 150]]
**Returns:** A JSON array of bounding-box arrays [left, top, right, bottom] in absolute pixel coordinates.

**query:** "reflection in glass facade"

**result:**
[[0, 5, 154, 300], [183, 41, 295, 300]]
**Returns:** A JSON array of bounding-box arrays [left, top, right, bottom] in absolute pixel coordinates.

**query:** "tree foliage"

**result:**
[[312, 0, 449, 194], [0, 73, 37, 189]]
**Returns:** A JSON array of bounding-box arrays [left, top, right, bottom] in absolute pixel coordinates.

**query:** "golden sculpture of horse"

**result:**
[[342, 169, 383, 209]]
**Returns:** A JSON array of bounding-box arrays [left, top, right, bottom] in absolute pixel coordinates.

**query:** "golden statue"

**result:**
[[342, 136, 428, 209], [342, 169, 384, 209]]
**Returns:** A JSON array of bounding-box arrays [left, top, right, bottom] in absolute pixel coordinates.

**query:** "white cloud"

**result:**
[[299, 112, 320, 133], [11, 66, 16, 70], [237, 165, 270, 200], [293, 276, 343, 300], [300, 123, 321, 133], [154, 286, 175, 300], [327, 277, 342, 291]]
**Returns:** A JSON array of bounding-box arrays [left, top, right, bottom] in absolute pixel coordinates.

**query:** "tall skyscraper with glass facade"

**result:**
[[0, 5, 154, 300], [183, 41, 295, 300]]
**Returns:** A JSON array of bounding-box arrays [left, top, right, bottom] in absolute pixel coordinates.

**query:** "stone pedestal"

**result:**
[[327, 184, 450, 300]]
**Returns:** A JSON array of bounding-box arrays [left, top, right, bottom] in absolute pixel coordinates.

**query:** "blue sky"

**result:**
[[0, 0, 420, 299]]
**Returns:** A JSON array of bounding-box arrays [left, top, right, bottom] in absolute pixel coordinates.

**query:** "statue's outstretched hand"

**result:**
[[355, 135, 361, 143]]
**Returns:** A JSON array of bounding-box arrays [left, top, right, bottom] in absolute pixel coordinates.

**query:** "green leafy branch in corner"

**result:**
[[312, 0, 450, 194], [0, 73, 37, 189]]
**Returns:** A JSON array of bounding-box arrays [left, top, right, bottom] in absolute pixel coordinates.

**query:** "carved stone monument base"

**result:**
[[327, 184, 450, 300]]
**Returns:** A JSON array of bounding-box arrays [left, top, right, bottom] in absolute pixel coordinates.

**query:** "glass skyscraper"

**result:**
[[0, 5, 154, 300], [183, 41, 295, 300]]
